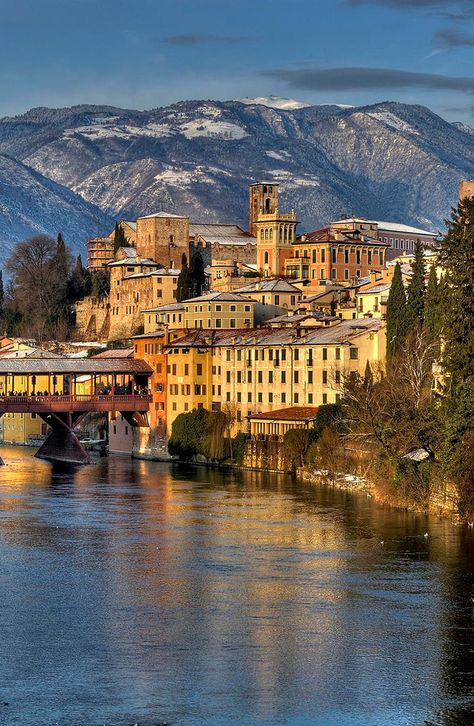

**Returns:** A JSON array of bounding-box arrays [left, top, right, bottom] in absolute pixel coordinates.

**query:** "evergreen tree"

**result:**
[[176, 253, 192, 302], [189, 250, 206, 298], [67, 255, 92, 301], [113, 223, 129, 253], [438, 197, 474, 383], [424, 265, 440, 339], [386, 262, 408, 358], [406, 239, 425, 330]]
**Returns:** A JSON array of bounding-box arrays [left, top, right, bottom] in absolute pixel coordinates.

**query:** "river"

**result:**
[[0, 446, 472, 726]]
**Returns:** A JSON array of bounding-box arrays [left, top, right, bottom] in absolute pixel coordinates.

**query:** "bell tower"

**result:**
[[249, 182, 279, 237]]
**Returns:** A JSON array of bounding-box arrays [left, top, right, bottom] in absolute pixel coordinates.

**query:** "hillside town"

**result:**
[[0, 177, 448, 463]]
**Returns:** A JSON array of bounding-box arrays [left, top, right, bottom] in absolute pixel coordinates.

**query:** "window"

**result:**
[[216, 305, 222, 311], [332, 248, 337, 264], [344, 269, 349, 280], [268, 371, 273, 384], [281, 371, 286, 384], [312, 249, 317, 263], [258, 371, 263, 383], [248, 371, 252, 383], [368, 250, 372, 265], [226, 371, 231, 383], [237, 392, 241, 402], [230, 319, 236, 328], [308, 371, 313, 384], [216, 319, 222, 328], [226, 350, 231, 361], [344, 249, 349, 264], [248, 392, 252, 403], [335, 370, 341, 384], [264, 251, 269, 265], [321, 249, 326, 263], [184, 364, 189, 376], [275, 295, 279, 305], [294, 349, 299, 361], [356, 249, 361, 265], [196, 364, 202, 375], [308, 393, 313, 404], [322, 348, 328, 360], [350, 347, 358, 360], [244, 305, 251, 312], [294, 393, 299, 403], [258, 392, 263, 403], [322, 370, 328, 384], [322, 393, 328, 404], [294, 371, 299, 384], [281, 392, 286, 403], [237, 371, 242, 383], [335, 348, 341, 360], [268, 393, 273, 403], [230, 305, 236, 312]]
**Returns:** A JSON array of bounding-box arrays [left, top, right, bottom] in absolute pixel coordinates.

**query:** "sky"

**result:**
[[2, 0, 474, 121]]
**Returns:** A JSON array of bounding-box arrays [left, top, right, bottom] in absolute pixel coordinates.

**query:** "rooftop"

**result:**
[[336, 217, 437, 236], [183, 291, 256, 304], [92, 348, 134, 358], [143, 302, 185, 313], [233, 278, 301, 294], [250, 406, 318, 422], [167, 318, 382, 348], [137, 212, 188, 220], [0, 358, 153, 375]]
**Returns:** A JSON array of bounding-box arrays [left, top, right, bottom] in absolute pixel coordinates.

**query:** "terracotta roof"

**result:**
[[143, 302, 185, 313], [250, 406, 318, 422]]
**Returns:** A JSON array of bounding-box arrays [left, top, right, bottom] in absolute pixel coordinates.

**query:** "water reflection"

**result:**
[[0, 447, 472, 725]]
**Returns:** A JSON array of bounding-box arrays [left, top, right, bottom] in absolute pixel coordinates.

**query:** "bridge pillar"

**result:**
[[35, 413, 90, 465]]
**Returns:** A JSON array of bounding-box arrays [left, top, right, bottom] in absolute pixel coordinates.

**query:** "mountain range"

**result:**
[[0, 96, 473, 262]]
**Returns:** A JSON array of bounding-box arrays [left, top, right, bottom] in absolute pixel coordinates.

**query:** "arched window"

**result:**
[[264, 251, 269, 265], [260, 229, 264, 240], [269, 228, 273, 240], [288, 227, 293, 242], [279, 227, 283, 242], [265, 229, 268, 241], [265, 198, 271, 213], [284, 226, 288, 242]]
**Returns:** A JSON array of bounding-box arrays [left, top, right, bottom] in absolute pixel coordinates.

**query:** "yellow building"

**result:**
[[356, 282, 390, 318], [183, 292, 255, 329], [1, 412, 49, 445], [165, 319, 385, 435], [143, 302, 185, 333], [232, 278, 302, 310]]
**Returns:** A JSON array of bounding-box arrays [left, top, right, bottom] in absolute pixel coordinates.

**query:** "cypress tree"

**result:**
[[0, 270, 4, 321], [406, 239, 425, 330], [176, 253, 191, 302], [189, 250, 206, 298], [386, 262, 408, 358], [113, 223, 129, 252], [424, 265, 440, 338], [438, 197, 474, 383]]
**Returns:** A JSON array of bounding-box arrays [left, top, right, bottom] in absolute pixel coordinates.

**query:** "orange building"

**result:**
[[285, 227, 389, 285], [132, 329, 184, 436]]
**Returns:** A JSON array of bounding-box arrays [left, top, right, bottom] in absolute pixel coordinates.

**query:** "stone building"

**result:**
[[331, 217, 437, 261], [135, 212, 189, 268], [86, 220, 137, 270]]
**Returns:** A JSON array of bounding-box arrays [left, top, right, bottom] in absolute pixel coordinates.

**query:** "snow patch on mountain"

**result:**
[[153, 167, 216, 186], [367, 111, 419, 135], [238, 96, 310, 110], [265, 150, 292, 161], [179, 119, 248, 140]]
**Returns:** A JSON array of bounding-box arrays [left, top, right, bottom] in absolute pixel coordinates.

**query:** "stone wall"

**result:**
[[75, 298, 110, 341], [243, 439, 292, 472]]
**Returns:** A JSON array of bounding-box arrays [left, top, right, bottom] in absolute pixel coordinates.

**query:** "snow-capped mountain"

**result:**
[[0, 98, 473, 255], [0, 154, 112, 261]]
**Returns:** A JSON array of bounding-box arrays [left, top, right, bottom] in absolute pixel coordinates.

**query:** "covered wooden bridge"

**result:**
[[0, 357, 153, 465]]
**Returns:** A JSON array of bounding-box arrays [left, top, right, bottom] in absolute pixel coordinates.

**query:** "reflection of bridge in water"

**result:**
[[0, 358, 153, 465]]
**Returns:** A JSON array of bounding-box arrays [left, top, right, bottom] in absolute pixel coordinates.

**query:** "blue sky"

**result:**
[[2, 0, 474, 121]]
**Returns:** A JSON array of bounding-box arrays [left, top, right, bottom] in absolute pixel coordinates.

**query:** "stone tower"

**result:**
[[135, 212, 189, 268], [459, 180, 474, 203], [249, 182, 279, 237]]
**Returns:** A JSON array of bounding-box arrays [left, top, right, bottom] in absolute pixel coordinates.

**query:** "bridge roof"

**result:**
[[0, 358, 152, 375]]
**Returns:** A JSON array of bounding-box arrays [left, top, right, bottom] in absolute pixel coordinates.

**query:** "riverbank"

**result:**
[[297, 466, 461, 521]]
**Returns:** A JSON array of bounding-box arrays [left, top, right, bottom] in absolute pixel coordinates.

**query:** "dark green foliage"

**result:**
[[438, 197, 474, 384], [176, 253, 192, 302], [113, 223, 130, 253], [91, 269, 110, 299], [0, 269, 4, 323], [312, 403, 343, 438], [168, 408, 230, 461], [386, 262, 408, 358], [406, 239, 425, 329], [232, 432, 248, 465], [67, 255, 92, 302], [189, 251, 206, 298], [424, 265, 441, 339]]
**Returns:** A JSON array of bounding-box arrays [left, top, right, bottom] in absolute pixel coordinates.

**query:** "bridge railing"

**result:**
[[0, 393, 152, 411]]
